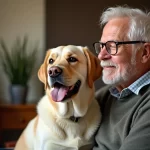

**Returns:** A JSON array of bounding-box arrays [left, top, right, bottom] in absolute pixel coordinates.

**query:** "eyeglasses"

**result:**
[[93, 41, 146, 55]]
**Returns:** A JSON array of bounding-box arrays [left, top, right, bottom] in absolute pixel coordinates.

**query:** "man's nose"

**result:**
[[98, 47, 111, 60]]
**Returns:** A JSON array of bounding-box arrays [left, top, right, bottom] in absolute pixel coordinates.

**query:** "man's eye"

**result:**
[[49, 58, 54, 64], [67, 57, 78, 62]]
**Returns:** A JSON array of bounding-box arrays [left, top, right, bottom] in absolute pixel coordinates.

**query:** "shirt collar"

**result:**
[[128, 71, 150, 95], [109, 71, 150, 99]]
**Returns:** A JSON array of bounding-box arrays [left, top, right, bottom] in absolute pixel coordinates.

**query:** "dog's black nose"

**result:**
[[49, 66, 62, 77]]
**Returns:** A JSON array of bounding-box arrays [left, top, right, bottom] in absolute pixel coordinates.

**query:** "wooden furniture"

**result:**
[[0, 104, 37, 129], [0, 104, 37, 147]]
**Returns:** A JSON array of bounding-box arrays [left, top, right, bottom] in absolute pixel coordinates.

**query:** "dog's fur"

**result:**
[[15, 45, 102, 150]]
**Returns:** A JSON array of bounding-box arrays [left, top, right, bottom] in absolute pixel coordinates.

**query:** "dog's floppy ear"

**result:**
[[83, 47, 102, 88], [38, 50, 50, 89]]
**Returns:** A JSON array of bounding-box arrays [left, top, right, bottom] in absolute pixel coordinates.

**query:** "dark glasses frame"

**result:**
[[93, 41, 146, 55]]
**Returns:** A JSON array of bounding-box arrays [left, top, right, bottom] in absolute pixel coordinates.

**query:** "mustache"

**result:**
[[101, 61, 117, 68]]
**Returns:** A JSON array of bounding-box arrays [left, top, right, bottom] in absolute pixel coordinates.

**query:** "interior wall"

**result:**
[[46, 0, 150, 90], [0, 0, 45, 104]]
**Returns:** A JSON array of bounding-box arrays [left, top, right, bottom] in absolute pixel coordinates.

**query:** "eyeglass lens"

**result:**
[[94, 41, 117, 55]]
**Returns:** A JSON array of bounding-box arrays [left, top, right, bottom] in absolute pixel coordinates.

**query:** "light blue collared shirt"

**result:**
[[109, 71, 150, 99]]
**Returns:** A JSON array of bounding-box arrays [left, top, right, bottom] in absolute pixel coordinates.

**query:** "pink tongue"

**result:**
[[51, 86, 69, 102]]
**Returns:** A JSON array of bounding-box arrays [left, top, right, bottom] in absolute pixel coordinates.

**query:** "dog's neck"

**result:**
[[69, 116, 81, 123], [45, 88, 94, 123]]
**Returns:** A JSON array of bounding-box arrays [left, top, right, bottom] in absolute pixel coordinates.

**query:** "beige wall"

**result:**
[[0, 0, 45, 104]]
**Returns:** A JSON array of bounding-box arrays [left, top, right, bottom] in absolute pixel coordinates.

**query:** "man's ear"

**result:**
[[83, 47, 102, 88], [141, 43, 150, 63], [38, 50, 50, 89]]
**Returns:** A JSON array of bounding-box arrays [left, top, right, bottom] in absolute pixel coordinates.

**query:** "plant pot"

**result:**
[[10, 85, 28, 104]]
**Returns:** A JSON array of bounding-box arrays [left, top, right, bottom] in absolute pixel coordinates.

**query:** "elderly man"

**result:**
[[93, 6, 150, 150]]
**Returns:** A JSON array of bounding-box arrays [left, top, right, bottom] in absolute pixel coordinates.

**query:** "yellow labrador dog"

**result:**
[[15, 45, 102, 150]]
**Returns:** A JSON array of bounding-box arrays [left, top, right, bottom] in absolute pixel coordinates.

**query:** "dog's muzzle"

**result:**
[[49, 66, 81, 102]]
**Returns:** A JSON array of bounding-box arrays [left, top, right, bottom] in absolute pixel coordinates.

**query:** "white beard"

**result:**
[[101, 59, 137, 85]]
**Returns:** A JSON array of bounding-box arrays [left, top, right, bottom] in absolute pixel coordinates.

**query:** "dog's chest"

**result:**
[[36, 119, 88, 149], [40, 136, 86, 150], [64, 122, 84, 137]]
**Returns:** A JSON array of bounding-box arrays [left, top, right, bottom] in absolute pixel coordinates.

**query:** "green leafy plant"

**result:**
[[0, 36, 38, 86]]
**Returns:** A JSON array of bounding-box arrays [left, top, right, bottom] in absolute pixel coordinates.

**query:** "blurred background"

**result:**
[[0, 0, 45, 104]]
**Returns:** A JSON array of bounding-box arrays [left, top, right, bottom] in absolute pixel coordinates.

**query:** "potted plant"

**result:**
[[0, 36, 38, 104]]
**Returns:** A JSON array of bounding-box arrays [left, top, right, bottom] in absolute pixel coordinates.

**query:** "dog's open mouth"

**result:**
[[51, 80, 81, 102]]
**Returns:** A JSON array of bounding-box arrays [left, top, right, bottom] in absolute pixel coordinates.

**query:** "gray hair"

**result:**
[[100, 6, 150, 43]]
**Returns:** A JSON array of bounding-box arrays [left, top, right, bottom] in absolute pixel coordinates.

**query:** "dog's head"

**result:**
[[38, 45, 102, 117]]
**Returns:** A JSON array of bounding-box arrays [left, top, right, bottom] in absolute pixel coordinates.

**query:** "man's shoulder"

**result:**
[[95, 85, 112, 105], [95, 85, 111, 98]]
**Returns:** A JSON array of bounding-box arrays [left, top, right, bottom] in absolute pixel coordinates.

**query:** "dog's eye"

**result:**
[[49, 58, 54, 64], [67, 57, 78, 63]]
